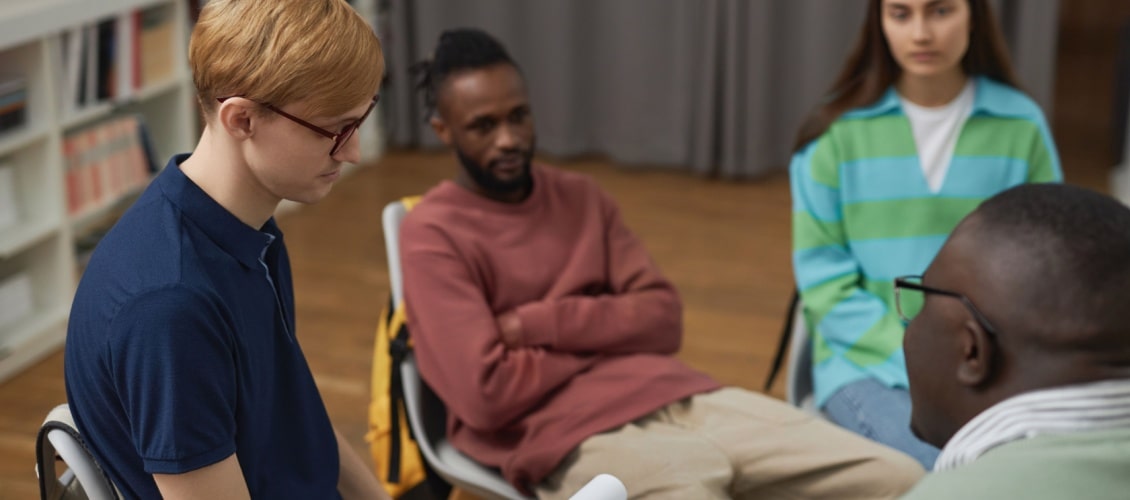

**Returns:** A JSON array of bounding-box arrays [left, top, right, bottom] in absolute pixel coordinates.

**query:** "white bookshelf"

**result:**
[[0, 0, 195, 382]]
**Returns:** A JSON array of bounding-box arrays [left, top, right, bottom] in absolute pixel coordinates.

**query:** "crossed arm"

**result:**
[[401, 228, 599, 431], [400, 197, 681, 431], [496, 201, 682, 354]]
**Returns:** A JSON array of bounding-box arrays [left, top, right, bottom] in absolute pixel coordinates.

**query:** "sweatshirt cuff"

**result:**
[[514, 302, 558, 348]]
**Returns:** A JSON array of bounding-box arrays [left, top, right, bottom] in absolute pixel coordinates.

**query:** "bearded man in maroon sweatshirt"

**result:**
[[399, 28, 924, 500]]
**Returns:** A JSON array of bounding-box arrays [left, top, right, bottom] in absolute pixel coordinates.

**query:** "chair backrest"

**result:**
[[785, 302, 817, 413], [382, 201, 409, 309], [37, 404, 120, 500], [382, 200, 533, 500], [765, 290, 818, 414]]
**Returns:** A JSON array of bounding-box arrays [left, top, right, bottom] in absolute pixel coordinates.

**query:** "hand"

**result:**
[[496, 311, 523, 347]]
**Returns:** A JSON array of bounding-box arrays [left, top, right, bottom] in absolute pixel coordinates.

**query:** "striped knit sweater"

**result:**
[[790, 76, 1062, 407]]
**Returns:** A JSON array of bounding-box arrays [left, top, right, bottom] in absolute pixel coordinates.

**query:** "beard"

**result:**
[[455, 141, 535, 198]]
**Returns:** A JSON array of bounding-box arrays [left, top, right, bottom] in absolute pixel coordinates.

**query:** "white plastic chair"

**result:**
[[383, 201, 627, 500], [36, 404, 120, 500], [785, 300, 818, 414]]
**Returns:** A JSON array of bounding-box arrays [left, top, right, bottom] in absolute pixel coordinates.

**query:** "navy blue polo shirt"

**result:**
[[65, 154, 340, 499]]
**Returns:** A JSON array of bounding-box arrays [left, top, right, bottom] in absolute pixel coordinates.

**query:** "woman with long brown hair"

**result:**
[[789, 0, 1061, 469]]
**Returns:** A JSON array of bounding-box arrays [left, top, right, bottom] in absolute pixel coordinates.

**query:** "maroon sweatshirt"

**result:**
[[399, 164, 721, 490]]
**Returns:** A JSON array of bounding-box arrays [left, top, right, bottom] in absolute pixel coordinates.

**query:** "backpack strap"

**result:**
[[385, 295, 416, 484], [384, 297, 403, 483], [764, 289, 800, 392]]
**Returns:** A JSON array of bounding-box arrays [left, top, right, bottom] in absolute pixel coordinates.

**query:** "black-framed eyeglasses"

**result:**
[[216, 95, 379, 156], [893, 275, 999, 336]]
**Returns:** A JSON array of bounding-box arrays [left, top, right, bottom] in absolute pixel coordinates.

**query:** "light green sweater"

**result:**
[[902, 429, 1130, 499]]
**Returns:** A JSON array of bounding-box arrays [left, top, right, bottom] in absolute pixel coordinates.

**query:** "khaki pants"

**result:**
[[535, 388, 924, 500]]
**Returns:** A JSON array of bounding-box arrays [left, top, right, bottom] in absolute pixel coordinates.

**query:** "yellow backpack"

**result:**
[[365, 196, 440, 498]]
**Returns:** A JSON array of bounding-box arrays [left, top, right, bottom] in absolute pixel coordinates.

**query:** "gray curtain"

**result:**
[[381, 0, 1059, 179], [993, 0, 1061, 113]]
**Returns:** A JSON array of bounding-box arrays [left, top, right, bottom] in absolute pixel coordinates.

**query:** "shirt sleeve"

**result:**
[[400, 218, 600, 432], [512, 189, 682, 355], [791, 137, 898, 371], [106, 285, 238, 474]]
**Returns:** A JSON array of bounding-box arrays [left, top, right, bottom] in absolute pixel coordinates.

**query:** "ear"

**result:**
[[217, 98, 256, 141], [430, 115, 452, 146], [956, 318, 994, 387]]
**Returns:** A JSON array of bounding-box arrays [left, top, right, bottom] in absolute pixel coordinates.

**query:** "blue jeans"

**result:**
[[822, 378, 940, 470]]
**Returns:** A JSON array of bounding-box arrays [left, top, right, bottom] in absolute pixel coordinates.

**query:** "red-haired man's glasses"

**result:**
[[216, 95, 379, 156]]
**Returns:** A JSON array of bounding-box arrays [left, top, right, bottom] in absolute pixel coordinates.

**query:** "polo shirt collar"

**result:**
[[156, 154, 281, 269]]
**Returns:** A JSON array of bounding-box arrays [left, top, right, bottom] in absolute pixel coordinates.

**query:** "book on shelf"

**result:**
[[59, 29, 82, 117], [59, 4, 174, 118], [0, 161, 18, 232], [63, 115, 156, 220], [139, 5, 176, 88], [0, 75, 28, 135]]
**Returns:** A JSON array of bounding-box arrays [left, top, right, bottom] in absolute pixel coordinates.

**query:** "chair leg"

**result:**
[[764, 289, 801, 392]]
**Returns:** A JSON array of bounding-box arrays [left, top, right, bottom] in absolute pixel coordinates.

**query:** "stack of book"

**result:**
[[63, 115, 156, 219], [0, 76, 27, 136]]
